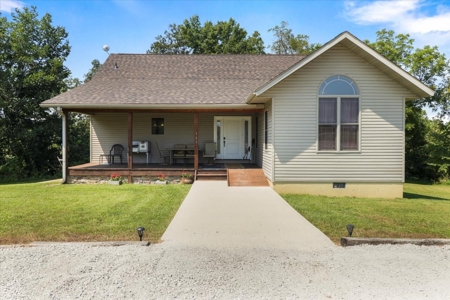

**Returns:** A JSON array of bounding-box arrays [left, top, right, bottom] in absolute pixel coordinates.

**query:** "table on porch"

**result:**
[[166, 148, 203, 165], [127, 151, 151, 164]]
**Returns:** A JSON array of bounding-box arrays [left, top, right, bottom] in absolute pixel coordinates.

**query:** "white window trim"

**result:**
[[316, 95, 361, 153]]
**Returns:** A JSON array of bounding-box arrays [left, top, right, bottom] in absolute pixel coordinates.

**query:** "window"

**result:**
[[255, 116, 258, 148], [264, 111, 268, 150], [216, 120, 221, 154], [318, 75, 359, 151], [151, 118, 164, 135]]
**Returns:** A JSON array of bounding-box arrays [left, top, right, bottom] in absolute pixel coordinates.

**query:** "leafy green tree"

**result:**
[[63, 59, 100, 91], [426, 118, 450, 180], [267, 21, 321, 55], [404, 103, 436, 180], [148, 15, 265, 54], [0, 7, 71, 181], [365, 29, 449, 113], [63, 77, 82, 90], [67, 60, 102, 166], [83, 59, 101, 83], [68, 113, 90, 166], [366, 29, 450, 181]]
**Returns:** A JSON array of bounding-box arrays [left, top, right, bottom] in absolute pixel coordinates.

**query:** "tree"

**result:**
[[365, 29, 449, 113], [0, 7, 71, 181], [67, 59, 101, 166], [148, 15, 265, 54], [426, 118, 450, 180], [404, 102, 435, 180], [63, 59, 100, 90], [59, 59, 101, 168], [366, 29, 450, 181], [83, 59, 101, 83], [267, 21, 321, 55]]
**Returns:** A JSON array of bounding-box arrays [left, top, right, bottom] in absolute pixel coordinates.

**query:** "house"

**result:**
[[41, 31, 433, 198]]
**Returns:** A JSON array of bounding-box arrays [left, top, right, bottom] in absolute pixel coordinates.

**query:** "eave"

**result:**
[[40, 103, 265, 114]]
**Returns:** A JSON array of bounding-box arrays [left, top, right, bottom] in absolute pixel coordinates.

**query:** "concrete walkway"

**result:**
[[162, 181, 334, 251]]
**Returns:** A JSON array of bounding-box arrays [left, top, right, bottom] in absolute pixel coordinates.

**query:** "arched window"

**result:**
[[319, 75, 359, 95], [318, 75, 359, 151]]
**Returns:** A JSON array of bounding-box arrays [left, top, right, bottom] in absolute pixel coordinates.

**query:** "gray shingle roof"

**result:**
[[42, 54, 305, 107]]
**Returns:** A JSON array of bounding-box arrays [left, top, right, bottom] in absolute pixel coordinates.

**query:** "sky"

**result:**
[[1, 0, 450, 88]]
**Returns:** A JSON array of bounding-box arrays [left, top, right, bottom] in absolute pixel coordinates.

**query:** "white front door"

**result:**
[[214, 116, 251, 160]]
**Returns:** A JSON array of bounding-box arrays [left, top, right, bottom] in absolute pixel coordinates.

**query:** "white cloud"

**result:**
[[344, 0, 450, 43], [400, 7, 450, 34], [345, 0, 419, 24], [0, 0, 24, 13]]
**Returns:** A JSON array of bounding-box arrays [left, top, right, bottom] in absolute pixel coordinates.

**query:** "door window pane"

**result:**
[[216, 120, 221, 154], [244, 120, 249, 148]]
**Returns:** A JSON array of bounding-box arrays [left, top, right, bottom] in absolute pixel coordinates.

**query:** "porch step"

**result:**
[[196, 170, 227, 181], [227, 169, 269, 187]]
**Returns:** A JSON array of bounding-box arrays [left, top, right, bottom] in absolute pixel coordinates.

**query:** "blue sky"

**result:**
[[2, 0, 450, 82]]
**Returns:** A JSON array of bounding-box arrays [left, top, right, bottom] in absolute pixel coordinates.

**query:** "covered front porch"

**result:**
[[61, 107, 264, 183]]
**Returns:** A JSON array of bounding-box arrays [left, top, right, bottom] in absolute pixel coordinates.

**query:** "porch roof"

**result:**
[[41, 54, 305, 109]]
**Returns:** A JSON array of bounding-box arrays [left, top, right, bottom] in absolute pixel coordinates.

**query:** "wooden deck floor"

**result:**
[[228, 169, 269, 187], [68, 162, 264, 182]]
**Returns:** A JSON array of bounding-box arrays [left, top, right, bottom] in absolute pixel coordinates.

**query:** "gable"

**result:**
[[258, 43, 418, 101], [248, 32, 433, 103]]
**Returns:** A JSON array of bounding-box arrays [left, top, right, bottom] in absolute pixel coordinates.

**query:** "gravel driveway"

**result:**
[[1, 243, 449, 299]]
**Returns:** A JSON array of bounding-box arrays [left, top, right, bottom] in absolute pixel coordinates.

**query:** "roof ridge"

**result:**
[[110, 53, 306, 57]]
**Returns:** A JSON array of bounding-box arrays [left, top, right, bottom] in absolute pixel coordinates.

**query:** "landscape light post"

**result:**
[[346, 224, 354, 237], [137, 227, 145, 241]]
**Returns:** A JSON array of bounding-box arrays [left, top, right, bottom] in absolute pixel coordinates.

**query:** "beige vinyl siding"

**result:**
[[91, 113, 128, 163], [260, 43, 417, 183], [91, 112, 255, 164]]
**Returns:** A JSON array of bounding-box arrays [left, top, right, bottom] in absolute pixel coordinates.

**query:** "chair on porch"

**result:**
[[173, 144, 186, 164], [156, 142, 170, 165], [109, 144, 124, 164], [185, 144, 195, 163], [203, 142, 216, 164]]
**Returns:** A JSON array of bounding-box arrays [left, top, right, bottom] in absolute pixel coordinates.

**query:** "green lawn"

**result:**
[[0, 180, 190, 244], [2, 180, 449, 245], [282, 182, 450, 244]]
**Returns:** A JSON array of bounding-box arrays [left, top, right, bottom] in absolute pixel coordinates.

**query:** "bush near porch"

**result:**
[[0, 180, 190, 244], [282, 181, 450, 244]]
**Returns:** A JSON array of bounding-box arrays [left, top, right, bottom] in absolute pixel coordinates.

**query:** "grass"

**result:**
[[2, 180, 450, 245], [0, 180, 190, 244], [281, 181, 450, 244]]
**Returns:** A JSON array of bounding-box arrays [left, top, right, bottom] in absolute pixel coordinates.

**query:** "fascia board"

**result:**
[[40, 103, 264, 110]]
